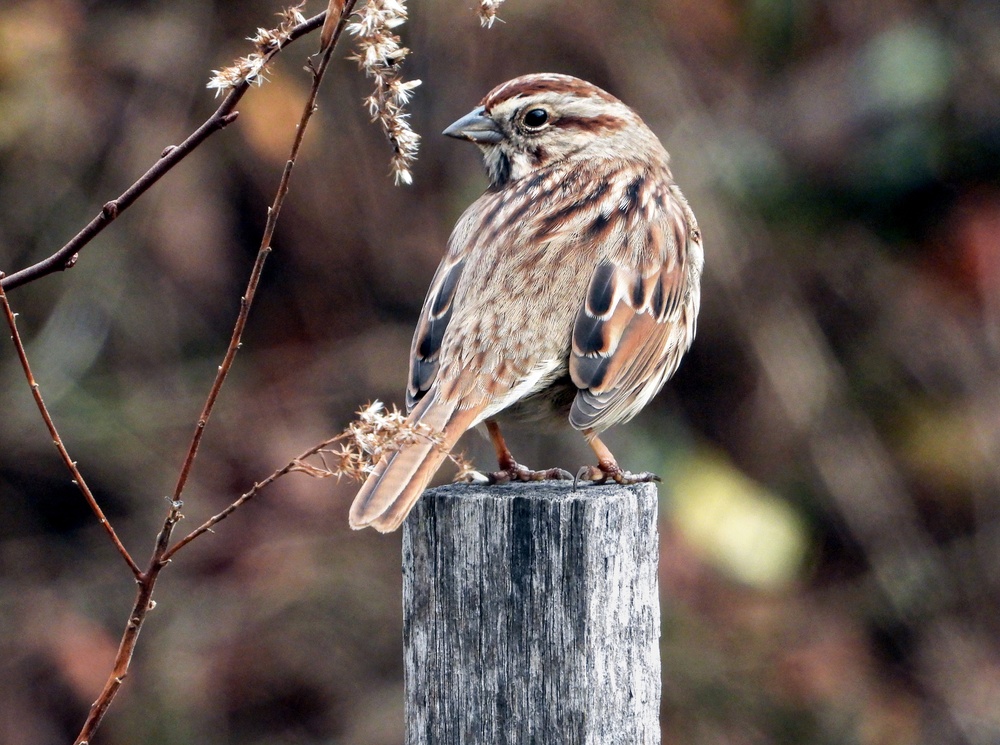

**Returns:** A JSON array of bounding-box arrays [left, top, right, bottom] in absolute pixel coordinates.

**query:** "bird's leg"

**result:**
[[576, 429, 661, 486], [484, 420, 573, 483]]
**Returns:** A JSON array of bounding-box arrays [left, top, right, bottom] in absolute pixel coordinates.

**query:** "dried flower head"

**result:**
[[207, 53, 269, 94], [207, 3, 308, 95], [290, 401, 473, 482], [478, 0, 505, 28], [250, 3, 307, 52], [347, 0, 422, 185]]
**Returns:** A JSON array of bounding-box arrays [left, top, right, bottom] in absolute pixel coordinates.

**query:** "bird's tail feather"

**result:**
[[349, 393, 478, 533]]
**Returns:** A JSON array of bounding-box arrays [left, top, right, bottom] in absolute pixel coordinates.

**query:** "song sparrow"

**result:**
[[350, 73, 703, 532]]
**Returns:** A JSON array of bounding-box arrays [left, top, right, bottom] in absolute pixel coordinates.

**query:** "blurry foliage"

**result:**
[[1, 0, 1000, 743]]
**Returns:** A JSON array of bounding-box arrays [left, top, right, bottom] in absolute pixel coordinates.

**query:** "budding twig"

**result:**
[[163, 435, 345, 563], [72, 5, 359, 742], [164, 401, 475, 562], [167, 0, 358, 519], [0, 277, 141, 578]]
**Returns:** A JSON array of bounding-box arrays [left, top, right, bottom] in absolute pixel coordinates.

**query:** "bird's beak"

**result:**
[[443, 106, 503, 144]]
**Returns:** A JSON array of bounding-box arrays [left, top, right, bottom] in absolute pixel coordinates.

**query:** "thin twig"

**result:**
[[166, 1, 357, 517], [0, 11, 326, 293], [163, 434, 345, 563], [165, 399, 478, 562], [72, 5, 358, 742], [71, 566, 159, 745], [0, 276, 141, 578]]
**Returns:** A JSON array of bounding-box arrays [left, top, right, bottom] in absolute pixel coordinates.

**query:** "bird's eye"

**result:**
[[522, 108, 549, 129]]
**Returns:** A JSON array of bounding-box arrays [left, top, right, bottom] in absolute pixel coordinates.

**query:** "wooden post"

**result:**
[[402, 481, 661, 744]]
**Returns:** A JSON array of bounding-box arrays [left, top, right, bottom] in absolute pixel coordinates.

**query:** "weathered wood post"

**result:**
[[402, 481, 661, 744]]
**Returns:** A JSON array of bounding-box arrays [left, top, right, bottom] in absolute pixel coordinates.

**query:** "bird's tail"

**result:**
[[349, 392, 479, 533]]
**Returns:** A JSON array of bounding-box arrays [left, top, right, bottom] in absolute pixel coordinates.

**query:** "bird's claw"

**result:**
[[573, 464, 661, 490], [574, 465, 603, 490], [487, 463, 574, 484]]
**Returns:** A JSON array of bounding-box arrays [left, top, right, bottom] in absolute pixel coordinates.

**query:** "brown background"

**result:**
[[1, 0, 999, 742]]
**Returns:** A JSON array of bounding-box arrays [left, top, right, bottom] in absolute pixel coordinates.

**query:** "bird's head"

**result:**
[[443, 73, 649, 188]]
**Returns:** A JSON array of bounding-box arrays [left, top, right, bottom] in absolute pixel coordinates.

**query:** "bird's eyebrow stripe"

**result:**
[[482, 77, 618, 109], [555, 114, 628, 133]]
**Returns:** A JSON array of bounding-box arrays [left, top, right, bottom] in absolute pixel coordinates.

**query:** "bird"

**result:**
[[350, 73, 703, 533]]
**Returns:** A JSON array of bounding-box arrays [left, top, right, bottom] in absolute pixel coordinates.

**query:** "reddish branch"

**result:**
[[25, 3, 359, 742], [0, 279, 141, 577], [161, 0, 355, 556], [163, 434, 345, 562]]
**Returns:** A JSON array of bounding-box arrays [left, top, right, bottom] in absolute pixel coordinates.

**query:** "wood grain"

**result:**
[[403, 481, 661, 743]]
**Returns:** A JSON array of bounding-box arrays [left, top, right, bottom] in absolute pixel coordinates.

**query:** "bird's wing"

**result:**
[[569, 185, 702, 430], [406, 252, 467, 411]]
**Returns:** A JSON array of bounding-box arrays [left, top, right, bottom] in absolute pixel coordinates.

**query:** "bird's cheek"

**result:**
[[507, 152, 538, 182], [484, 149, 513, 188], [529, 145, 548, 167]]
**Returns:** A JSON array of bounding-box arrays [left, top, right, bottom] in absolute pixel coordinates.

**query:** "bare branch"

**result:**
[[72, 566, 160, 745], [164, 400, 478, 562], [166, 0, 360, 517], [0, 277, 141, 577], [163, 434, 346, 562], [71, 5, 360, 742], [0, 11, 326, 293]]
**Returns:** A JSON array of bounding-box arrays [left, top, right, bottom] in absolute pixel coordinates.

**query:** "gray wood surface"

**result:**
[[402, 481, 661, 744]]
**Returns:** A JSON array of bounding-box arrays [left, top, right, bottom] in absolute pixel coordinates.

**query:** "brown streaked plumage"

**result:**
[[350, 73, 704, 533]]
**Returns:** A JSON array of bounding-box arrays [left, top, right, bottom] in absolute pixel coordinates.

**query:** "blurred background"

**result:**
[[1, 0, 999, 742]]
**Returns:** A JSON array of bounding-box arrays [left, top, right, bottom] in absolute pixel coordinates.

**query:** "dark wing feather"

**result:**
[[569, 189, 700, 430], [406, 255, 466, 410]]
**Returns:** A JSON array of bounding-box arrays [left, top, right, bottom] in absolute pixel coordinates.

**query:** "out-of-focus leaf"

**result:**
[[861, 24, 952, 114], [670, 450, 808, 590]]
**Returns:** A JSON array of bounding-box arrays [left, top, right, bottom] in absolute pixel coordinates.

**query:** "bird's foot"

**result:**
[[487, 461, 574, 484], [574, 463, 661, 489]]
